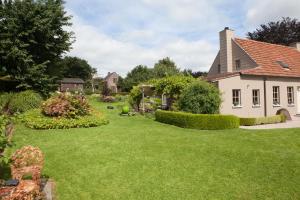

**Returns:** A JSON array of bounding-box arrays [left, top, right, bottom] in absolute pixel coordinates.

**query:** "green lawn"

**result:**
[[6, 98, 300, 199]]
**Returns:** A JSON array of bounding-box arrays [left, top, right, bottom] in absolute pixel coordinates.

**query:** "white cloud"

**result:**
[[67, 12, 218, 77], [245, 0, 300, 30]]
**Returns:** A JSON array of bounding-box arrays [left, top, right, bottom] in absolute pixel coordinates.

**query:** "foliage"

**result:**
[[128, 86, 142, 111], [0, 91, 42, 114], [150, 75, 195, 109], [57, 56, 96, 81], [22, 109, 109, 130], [0, 0, 73, 96], [0, 115, 9, 153], [247, 17, 300, 46], [155, 110, 239, 130], [10, 146, 44, 168], [41, 93, 90, 118], [182, 69, 208, 78], [153, 57, 180, 78], [240, 115, 285, 126], [178, 81, 221, 114], [121, 65, 153, 92], [9, 91, 43, 113]]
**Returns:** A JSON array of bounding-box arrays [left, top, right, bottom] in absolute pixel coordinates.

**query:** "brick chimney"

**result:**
[[289, 42, 300, 51], [219, 27, 235, 73]]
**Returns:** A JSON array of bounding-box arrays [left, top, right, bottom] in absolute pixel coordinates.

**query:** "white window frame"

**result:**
[[232, 89, 241, 107], [287, 87, 294, 105], [273, 86, 280, 106], [252, 89, 260, 106]]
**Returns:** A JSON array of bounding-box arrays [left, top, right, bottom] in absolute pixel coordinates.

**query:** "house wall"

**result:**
[[60, 83, 83, 92], [217, 75, 300, 117], [208, 41, 257, 76], [231, 41, 258, 71], [208, 51, 220, 74], [105, 73, 119, 93]]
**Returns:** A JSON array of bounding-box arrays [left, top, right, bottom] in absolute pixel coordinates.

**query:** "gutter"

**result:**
[[263, 77, 267, 117]]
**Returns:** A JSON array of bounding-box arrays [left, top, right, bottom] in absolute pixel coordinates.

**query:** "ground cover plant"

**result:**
[[3, 97, 300, 200]]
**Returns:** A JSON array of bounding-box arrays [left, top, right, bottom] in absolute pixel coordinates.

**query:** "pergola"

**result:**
[[139, 84, 167, 112]]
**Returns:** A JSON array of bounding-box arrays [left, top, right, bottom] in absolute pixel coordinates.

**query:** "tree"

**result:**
[[150, 75, 195, 109], [122, 65, 153, 92], [247, 17, 300, 46], [0, 0, 73, 96], [153, 57, 180, 78], [182, 69, 208, 78], [59, 57, 95, 81], [178, 81, 221, 114]]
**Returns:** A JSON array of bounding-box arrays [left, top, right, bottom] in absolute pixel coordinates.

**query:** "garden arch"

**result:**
[[276, 108, 292, 121]]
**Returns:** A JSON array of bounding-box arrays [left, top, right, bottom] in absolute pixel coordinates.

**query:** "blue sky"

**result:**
[[64, 0, 300, 77]]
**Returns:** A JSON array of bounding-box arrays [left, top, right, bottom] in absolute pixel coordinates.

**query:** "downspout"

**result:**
[[263, 77, 267, 117]]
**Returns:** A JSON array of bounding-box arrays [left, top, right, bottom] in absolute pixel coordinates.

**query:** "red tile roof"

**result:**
[[234, 38, 300, 78]]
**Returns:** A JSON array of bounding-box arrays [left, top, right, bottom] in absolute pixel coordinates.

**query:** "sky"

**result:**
[[64, 0, 300, 77]]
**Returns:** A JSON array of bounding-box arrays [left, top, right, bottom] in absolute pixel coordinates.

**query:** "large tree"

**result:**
[[59, 56, 95, 81], [0, 0, 73, 96], [247, 17, 300, 46], [121, 65, 153, 92], [153, 57, 180, 78]]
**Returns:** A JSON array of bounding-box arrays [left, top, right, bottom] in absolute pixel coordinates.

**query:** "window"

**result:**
[[218, 64, 221, 73], [273, 86, 280, 105], [235, 59, 241, 70], [232, 89, 241, 106], [113, 78, 118, 83], [252, 89, 260, 106], [287, 87, 294, 105]]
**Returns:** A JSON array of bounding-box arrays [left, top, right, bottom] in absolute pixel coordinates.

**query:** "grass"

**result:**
[[4, 97, 300, 199]]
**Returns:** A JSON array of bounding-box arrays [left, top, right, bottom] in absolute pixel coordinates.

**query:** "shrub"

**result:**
[[178, 81, 221, 114], [128, 86, 142, 111], [42, 93, 90, 118], [240, 115, 284, 126], [0, 91, 42, 114], [22, 109, 109, 129], [9, 91, 43, 113], [155, 110, 239, 130], [10, 146, 44, 168]]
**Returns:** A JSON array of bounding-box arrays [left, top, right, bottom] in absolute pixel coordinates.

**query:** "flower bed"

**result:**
[[155, 110, 239, 130], [22, 109, 109, 130]]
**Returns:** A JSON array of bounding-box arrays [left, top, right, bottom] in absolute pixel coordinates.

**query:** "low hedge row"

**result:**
[[240, 115, 285, 126], [155, 110, 239, 130], [22, 109, 109, 130]]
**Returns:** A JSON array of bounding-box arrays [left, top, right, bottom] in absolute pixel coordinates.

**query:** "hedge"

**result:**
[[22, 109, 109, 130], [240, 115, 285, 126], [155, 110, 239, 130]]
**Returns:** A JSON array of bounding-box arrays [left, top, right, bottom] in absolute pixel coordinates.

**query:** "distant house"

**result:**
[[104, 72, 119, 93], [58, 78, 84, 92], [206, 27, 300, 118]]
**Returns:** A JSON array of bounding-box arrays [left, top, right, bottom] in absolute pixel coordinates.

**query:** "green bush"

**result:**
[[178, 81, 221, 114], [240, 115, 284, 126], [22, 109, 109, 130], [0, 91, 42, 114], [155, 110, 239, 130], [42, 93, 90, 118], [9, 91, 43, 113], [128, 86, 142, 111]]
